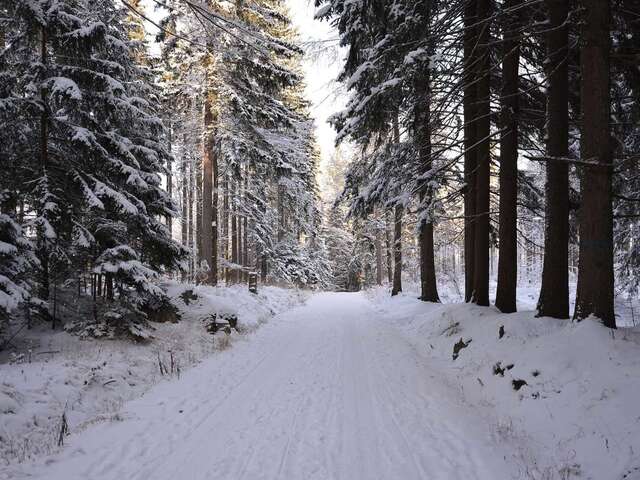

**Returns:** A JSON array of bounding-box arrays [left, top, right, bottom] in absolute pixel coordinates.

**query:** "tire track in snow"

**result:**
[[6, 292, 514, 480]]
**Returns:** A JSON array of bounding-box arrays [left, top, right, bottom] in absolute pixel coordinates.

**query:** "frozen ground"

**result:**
[[2, 287, 640, 480]]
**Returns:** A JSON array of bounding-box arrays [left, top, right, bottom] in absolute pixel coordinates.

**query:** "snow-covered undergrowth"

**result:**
[[0, 283, 306, 466], [368, 287, 640, 480]]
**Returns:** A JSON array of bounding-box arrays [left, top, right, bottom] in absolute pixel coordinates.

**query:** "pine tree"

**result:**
[[3, 0, 186, 336]]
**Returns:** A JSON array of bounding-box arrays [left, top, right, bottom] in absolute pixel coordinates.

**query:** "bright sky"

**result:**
[[284, 1, 344, 167]]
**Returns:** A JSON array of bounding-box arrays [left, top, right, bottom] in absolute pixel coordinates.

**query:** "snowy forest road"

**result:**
[[8, 293, 513, 480]]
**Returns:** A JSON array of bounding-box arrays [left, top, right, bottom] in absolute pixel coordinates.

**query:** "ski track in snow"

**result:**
[[4, 292, 514, 480]]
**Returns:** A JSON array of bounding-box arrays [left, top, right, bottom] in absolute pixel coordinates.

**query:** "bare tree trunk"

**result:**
[[391, 204, 403, 296], [575, 0, 615, 327], [92, 273, 97, 323], [181, 137, 188, 247], [105, 273, 114, 301], [166, 121, 173, 235], [201, 90, 217, 286], [196, 157, 203, 268], [417, 163, 439, 303], [231, 178, 239, 284], [472, 0, 491, 307], [463, 0, 478, 303], [384, 211, 393, 284], [375, 222, 383, 286], [239, 167, 247, 283], [238, 212, 243, 282], [187, 159, 194, 281], [38, 26, 50, 310], [414, 4, 440, 303], [242, 174, 248, 284], [180, 136, 188, 282], [223, 171, 230, 284], [496, 0, 522, 313], [213, 142, 219, 286], [277, 184, 285, 243], [537, 0, 570, 319]]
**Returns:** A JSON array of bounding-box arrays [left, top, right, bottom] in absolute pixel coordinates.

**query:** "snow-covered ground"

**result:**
[[0, 283, 306, 467], [3, 292, 517, 480], [367, 286, 640, 479], [2, 286, 639, 480]]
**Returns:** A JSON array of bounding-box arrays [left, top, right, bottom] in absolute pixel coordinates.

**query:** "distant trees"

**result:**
[[157, 0, 331, 289]]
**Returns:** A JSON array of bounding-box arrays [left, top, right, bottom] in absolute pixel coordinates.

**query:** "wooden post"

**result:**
[[248, 272, 258, 294]]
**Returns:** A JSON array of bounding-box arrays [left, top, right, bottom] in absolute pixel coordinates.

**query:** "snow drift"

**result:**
[[369, 288, 640, 480]]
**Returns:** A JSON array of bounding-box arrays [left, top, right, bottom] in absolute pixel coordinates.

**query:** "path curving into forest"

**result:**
[[5, 293, 514, 480]]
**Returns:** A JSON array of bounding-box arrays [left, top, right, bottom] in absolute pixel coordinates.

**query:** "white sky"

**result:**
[[284, 0, 344, 168]]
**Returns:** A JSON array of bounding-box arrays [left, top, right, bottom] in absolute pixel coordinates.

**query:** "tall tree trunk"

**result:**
[[415, 4, 440, 303], [201, 90, 217, 286], [375, 222, 383, 286], [238, 167, 246, 283], [223, 171, 230, 284], [472, 0, 491, 306], [38, 25, 50, 307], [496, 0, 522, 313], [105, 273, 114, 301], [181, 136, 188, 247], [213, 143, 219, 285], [416, 150, 439, 302], [538, 0, 570, 319], [237, 212, 243, 282], [575, 0, 615, 327], [187, 159, 194, 280], [196, 158, 203, 268], [243, 169, 249, 283], [166, 121, 173, 235], [391, 204, 403, 296], [463, 0, 478, 302], [231, 178, 239, 284], [385, 211, 393, 283], [180, 137, 188, 282]]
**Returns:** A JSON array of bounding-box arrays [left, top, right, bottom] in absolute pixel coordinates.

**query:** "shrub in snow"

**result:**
[[0, 390, 20, 415], [65, 304, 155, 342], [0, 211, 39, 335]]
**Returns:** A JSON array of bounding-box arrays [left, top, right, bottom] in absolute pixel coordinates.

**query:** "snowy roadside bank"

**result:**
[[0, 284, 307, 466], [367, 287, 640, 480]]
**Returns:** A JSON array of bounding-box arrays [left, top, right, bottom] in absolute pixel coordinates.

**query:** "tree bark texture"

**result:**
[[391, 204, 403, 296], [201, 89, 217, 286], [463, 0, 478, 303], [472, 0, 491, 307], [575, 0, 615, 327], [537, 0, 570, 319], [495, 0, 522, 313]]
